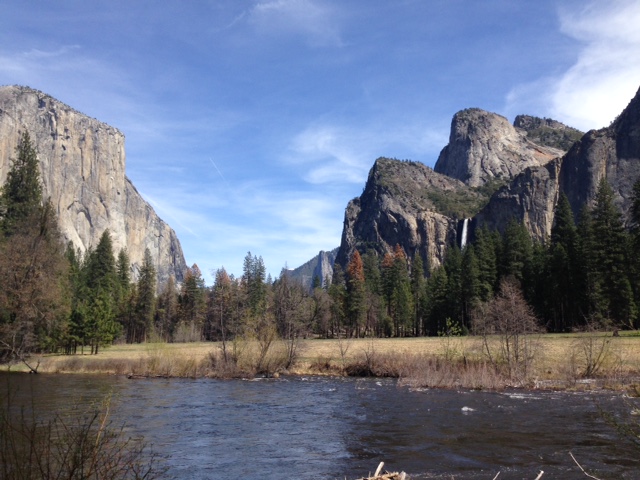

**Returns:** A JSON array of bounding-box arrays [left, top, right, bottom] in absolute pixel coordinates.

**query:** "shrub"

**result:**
[[0, 394, 166, 480]]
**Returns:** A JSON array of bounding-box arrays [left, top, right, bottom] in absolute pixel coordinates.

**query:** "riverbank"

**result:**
[[4, 333, 640, 391]]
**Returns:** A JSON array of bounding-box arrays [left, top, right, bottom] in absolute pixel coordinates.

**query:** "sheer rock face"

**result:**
[[289, 248, 338, 290], [0, 85, 186, 285], [434, 108, 564, 188], [336, 159, 468, 272], [560, 86, 640, 224], [473, 158, 562, 241], [474, 86, 640, 237]]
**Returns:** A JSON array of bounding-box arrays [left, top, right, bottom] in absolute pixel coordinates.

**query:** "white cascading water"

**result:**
[[460, 218, 469, 249]]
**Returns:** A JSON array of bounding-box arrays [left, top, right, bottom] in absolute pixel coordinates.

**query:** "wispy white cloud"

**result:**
[[506, 0, 640, 131], [286, 121, 448, 184], [247, 0, 344, 47], [141, 177, 344, 280]]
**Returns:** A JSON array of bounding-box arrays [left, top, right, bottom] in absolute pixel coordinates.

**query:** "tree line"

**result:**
[[1, 132, 639, 367]]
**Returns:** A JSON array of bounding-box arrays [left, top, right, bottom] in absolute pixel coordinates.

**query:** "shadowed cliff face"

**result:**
[[0, 85, 186, 286]]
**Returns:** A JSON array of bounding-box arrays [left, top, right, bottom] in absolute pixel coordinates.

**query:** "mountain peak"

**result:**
[[434, 108, 565, 188]]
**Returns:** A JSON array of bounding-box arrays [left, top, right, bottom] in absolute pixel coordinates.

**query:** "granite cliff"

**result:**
[[0, 85, 186, 285], [289, 248, 338, 290], [335, 158, 482, 271], [335, 86, 640, 272], [434, 108, 567, 188], [474, 85, 640, 239]]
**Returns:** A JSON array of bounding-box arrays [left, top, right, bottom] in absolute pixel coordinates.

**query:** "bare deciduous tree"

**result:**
[[472, 276, 542, 384]]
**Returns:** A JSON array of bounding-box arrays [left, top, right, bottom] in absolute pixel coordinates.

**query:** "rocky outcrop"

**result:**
[[0, 85, 186, 285], [514, 115, 583, 151], [434, 108, 565, 188], [336, 158, 476, 271], [559, 86, 640, 224]]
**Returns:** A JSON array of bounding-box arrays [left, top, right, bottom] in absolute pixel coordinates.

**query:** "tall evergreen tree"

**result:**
[[411, 253, 427, 336], [346, 250, 366, 337], [424, 266, 449, 336], [83, 230, 120, 353], [243, 252, 267, 318], [361, 250, 385, 336], [443, 245, 464, 331], [575, 205, 602, 323], [178, 264, 206, 341], [474, 226, 498, 301], [0, 133, 70, 364], [131, 248, 156, 343], [591, 179, 636, 327], [155, 276, 178, 341], [500, 219, 532, 283], [328, 264, 346, 337], [460, 244, 480, 331], [0, 132, 42, 235], [546, 193, 580, 331]]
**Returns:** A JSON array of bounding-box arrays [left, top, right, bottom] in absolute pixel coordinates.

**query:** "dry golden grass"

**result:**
[[4, 333, 640, 390]]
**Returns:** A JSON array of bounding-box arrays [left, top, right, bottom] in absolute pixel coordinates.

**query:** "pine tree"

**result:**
[[576, 206, 602, 323], [178, 264, 206, 341], [361, 250, 385, 337], [424, 266, 449, 336], [474, 226, 498, 301], [546, 193, 580, 331], [443, 245, 463, 331], [243, 252, 267, 318], [411, 253, 427, 336], [591, 179, 636, 327], [460, 244, 480, 331], [0, 133, 70, 364], [500, 219, 532, 283], [132, 248, 156, 343], [328, 264, 346, 338], [346, 250, 366, 337], [155, 276, 178, 341], [83, 230, 120, 353], [0, 132, 43, 236]]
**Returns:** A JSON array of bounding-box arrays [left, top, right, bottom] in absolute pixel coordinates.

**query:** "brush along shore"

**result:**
[[3, 333, 640, 391]]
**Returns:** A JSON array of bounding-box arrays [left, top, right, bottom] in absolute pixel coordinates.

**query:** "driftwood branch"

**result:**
[[570, 452, 602, 480], [358, 462, 406, 480]]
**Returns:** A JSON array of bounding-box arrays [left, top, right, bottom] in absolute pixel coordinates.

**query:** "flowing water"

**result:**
[[2, 373, 639, 479]]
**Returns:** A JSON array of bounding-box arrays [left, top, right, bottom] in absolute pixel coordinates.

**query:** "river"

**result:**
[[2, 373, 639, 479]]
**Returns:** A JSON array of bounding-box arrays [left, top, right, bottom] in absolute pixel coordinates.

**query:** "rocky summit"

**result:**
[[434, 108, 568, 188], [0, 85, 186, 286], [335, 86, 640, 272]]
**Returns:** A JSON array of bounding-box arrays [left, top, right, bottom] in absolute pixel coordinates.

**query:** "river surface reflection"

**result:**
[[2, 373, 639, 479]]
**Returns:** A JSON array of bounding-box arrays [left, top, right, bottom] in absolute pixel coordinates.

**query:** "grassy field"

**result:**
[[4, 332, 640, 390]]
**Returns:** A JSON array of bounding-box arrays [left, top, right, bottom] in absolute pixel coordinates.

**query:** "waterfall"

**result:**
[[460, 218, 469, 250]]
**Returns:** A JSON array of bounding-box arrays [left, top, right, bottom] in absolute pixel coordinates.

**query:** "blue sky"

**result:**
[[2, 0, 640, 283]]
